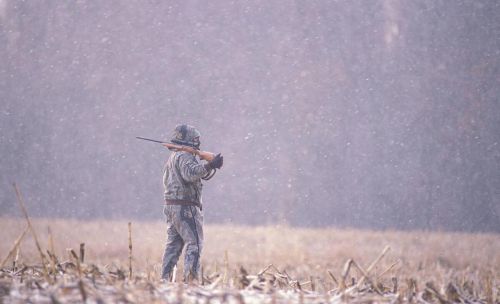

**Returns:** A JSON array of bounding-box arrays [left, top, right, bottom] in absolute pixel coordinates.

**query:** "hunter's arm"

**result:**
[[178, 152, 210, 182]]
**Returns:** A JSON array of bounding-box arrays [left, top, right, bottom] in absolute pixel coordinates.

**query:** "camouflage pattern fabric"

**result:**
[[161, 204, 203, 281], [161, 125, 210, 282], [163, 151, 209, 206], [171, 124, 201, 148]]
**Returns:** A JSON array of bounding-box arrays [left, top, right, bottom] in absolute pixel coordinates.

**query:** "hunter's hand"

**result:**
[[205, 153, 223, 170]]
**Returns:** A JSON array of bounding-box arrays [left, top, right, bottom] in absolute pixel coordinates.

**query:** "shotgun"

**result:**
[[136, 136, 216, 162]]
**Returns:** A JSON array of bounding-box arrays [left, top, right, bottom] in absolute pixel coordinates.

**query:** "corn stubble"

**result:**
[[0, 217, 498, 303]]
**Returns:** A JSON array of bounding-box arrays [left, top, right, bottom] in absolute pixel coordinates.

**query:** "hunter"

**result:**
[[161, 124, 223, 283]]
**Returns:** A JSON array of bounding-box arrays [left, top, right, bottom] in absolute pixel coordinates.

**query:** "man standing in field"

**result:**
[[161, 124, 223, 283]]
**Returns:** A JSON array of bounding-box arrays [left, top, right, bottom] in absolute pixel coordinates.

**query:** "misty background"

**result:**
[[1, 1, 499, 232]]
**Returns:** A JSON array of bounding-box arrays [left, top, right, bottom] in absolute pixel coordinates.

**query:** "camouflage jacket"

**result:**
[[163, 151, 210, 206]]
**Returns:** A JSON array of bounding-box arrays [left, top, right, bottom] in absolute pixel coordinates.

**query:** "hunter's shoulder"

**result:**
[[176, 151, 197, 161]]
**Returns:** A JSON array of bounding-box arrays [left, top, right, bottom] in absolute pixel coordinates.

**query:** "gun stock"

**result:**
[[162, 143, 215, 162], [197, 150, 216, 162], [137, 137, 216, 161]]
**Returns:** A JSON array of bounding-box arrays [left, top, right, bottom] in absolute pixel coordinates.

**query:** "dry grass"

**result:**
[[0, 217, 498, 303]]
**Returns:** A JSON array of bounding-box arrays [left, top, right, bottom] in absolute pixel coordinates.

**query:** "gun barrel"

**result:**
[[136, 136, 165, 144]]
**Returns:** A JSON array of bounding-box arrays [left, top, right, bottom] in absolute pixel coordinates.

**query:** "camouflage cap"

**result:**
[[171, 124, 201, 148]]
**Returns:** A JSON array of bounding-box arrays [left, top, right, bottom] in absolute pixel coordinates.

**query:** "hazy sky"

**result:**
[[1, 1, 499, 232]]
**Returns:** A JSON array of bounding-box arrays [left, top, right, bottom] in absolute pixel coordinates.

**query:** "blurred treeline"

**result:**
[[1, 1, 499, 232]]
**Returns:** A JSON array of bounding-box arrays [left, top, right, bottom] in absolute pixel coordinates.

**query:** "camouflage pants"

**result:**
[[161, 204, 203, 282]]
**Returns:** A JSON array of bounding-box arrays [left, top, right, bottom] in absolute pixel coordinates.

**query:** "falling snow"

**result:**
[[0, 1, 499, 232]]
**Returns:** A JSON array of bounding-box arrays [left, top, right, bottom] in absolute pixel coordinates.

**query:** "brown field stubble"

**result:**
[[0, 217, 498, 303]]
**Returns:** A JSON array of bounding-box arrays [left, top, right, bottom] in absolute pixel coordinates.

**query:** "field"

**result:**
[[0, 217, 498, 303]]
